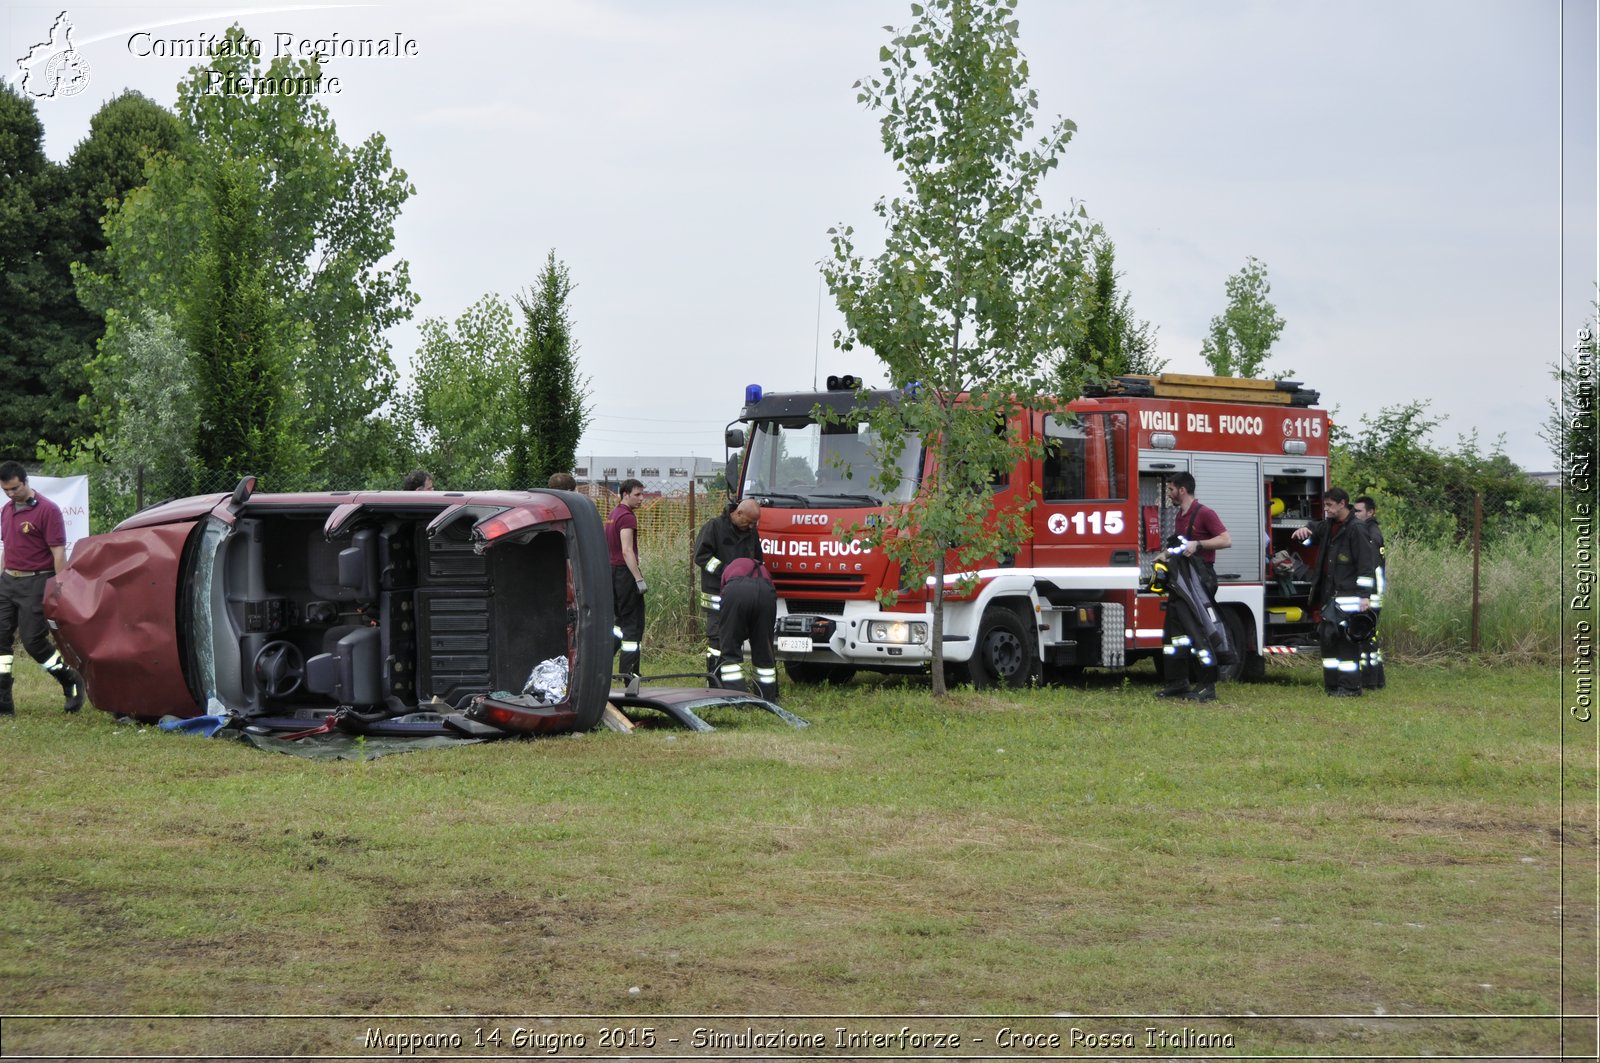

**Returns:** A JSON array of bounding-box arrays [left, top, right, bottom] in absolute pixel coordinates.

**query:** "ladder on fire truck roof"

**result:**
[[1084, 373, 1320, 408]]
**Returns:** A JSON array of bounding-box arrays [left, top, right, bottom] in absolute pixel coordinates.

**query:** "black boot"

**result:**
[[1183, 683, 1217, 702], [0, 674, 13, 716], [56, 667, 83, 713]]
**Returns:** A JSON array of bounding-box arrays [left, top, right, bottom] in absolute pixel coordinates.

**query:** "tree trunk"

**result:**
[[930, 551, 948, 697]]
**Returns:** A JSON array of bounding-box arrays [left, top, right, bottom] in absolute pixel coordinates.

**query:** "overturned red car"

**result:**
[[43, 479, 614, 738]]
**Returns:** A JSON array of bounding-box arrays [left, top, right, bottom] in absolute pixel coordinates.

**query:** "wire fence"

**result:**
[[58, 464, 1574, 662]]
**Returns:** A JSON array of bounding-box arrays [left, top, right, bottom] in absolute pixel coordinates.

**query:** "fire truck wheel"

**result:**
[[1219, 607, 1264, 683], [784, 661, 858, 685], [969, 607, 1038, 690]]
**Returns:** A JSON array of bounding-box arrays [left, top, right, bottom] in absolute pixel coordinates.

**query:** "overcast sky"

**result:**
[[8, 0, 1596, 472]]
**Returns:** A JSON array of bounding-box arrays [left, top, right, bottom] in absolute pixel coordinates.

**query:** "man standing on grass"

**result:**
[[607, 479, 647, 680], [0, 461, 85, 715], [1156, 471, 1232, 703], [1293, 488, 1379, 697], [1352, 495, 1387, 689]]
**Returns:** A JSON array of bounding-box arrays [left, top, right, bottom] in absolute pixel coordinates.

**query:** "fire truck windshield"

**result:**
[[742, 417, 921, 506]]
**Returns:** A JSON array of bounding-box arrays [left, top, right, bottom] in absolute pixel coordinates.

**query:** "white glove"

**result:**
[[636, 579, 648, 593]]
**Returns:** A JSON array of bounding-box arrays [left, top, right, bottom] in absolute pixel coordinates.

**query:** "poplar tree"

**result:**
[[1199, 256, 1288, 379], [824, 0, 1089, 694], [512, 251, 590, 485]]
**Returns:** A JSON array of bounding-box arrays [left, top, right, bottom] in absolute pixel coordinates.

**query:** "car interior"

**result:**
[[202, 508, 572, 716]]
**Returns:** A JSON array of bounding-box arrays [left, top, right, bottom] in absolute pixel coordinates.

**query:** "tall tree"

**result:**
[[406, 294, 522, 488], [0, 88, 182, 460], [80, 26, 417, 487], [186, 159, 306, 487], [512, 251, 590, 485], [1199, 255, 1288, 378], [0, 83, 59, 456], [81, 310, 198, 513], [47, 92, 184, 447], [824, 0, 1089, 695], [1060, 226, 1164, 390]]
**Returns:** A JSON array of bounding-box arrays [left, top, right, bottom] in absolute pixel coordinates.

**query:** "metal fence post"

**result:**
[[1470, 491, 1482, 653]]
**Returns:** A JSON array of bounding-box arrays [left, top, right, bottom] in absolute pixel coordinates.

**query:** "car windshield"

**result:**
[[741, 416, 922, 506], [188, 516, 229, 702]]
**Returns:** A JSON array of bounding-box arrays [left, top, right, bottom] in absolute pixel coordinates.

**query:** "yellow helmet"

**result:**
[[1269, 497, 1286, 518]]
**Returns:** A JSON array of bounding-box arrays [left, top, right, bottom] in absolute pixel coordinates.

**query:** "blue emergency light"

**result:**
[[745, 384, 763, 404]]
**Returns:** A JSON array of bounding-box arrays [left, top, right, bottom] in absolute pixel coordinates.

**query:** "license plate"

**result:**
[[776, 636, 813, 653]]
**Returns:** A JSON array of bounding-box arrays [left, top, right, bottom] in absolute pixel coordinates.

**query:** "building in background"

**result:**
[[574, 456, 723, 495]]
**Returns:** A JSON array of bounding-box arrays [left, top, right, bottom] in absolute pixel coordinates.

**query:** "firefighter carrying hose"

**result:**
[[1293, 487, 1379, 697], [1156, 472, 1233, 703]]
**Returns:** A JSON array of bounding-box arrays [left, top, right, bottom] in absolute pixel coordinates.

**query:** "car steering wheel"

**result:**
[[253, 641, 305, 699]]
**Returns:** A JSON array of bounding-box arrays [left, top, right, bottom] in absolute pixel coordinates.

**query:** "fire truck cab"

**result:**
[[731, 373, 1330, 687]]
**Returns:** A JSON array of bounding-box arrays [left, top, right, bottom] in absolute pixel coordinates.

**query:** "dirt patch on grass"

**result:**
[[1366, 807, 1579, 843], [376, 891, 600, 937]]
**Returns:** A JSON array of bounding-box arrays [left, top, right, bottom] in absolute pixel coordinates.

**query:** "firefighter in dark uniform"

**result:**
[[692, 498, 762, 685], [716, 557, 779, 702], [1293, 487, 1379, 697], [1352, 495, 1387, 689], [1157, 471, 1232, 703]]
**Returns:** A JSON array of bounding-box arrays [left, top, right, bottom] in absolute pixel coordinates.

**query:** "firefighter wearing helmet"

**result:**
[[1292, 487, 1380, 697]]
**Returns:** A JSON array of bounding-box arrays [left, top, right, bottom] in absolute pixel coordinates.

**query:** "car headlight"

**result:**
[[866, 620, 928, 645]]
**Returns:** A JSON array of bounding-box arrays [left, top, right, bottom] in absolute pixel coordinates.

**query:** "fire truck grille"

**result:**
[[781, 599, 847, 616], [772, 572, 866, 598], [773, 592, 850, 615]]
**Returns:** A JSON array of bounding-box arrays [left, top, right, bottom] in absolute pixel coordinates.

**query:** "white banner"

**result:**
[[0, 475, 92, 561]]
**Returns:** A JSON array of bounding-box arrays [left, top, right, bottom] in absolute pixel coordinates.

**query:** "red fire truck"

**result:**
[[726, 373, 1330, 687]]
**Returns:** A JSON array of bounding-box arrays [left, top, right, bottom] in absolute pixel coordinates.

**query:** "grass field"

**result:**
[[0, 657, 1593, 1059]]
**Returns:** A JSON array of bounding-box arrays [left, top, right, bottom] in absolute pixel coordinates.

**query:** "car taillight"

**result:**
[[478, 515, 514, 541], [470, 695, 578, 734]]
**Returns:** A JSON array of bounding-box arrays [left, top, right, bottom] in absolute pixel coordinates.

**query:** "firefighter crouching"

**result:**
[[692, 498, 763, 684], [715, 557, 780, 702], [1293, 487, 1380, 698]]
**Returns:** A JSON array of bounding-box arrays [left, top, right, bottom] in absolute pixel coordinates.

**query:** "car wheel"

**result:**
[[785, 661, 857, 685], [969, 607, 1037, 690]]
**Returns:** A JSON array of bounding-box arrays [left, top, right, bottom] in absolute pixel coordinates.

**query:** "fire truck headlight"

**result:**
[[867, 621, 928, 645]]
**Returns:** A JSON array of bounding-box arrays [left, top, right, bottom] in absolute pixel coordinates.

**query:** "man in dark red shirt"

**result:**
[[1157, 471, 1232, 703], [0, 462, 84, 714], [716, 557, 779, 702], [606, 479, 647, 679]]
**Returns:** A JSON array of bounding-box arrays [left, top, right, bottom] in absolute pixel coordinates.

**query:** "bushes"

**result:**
[[638, 522, 705, 651], [1380, 526, 1561, 661]]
